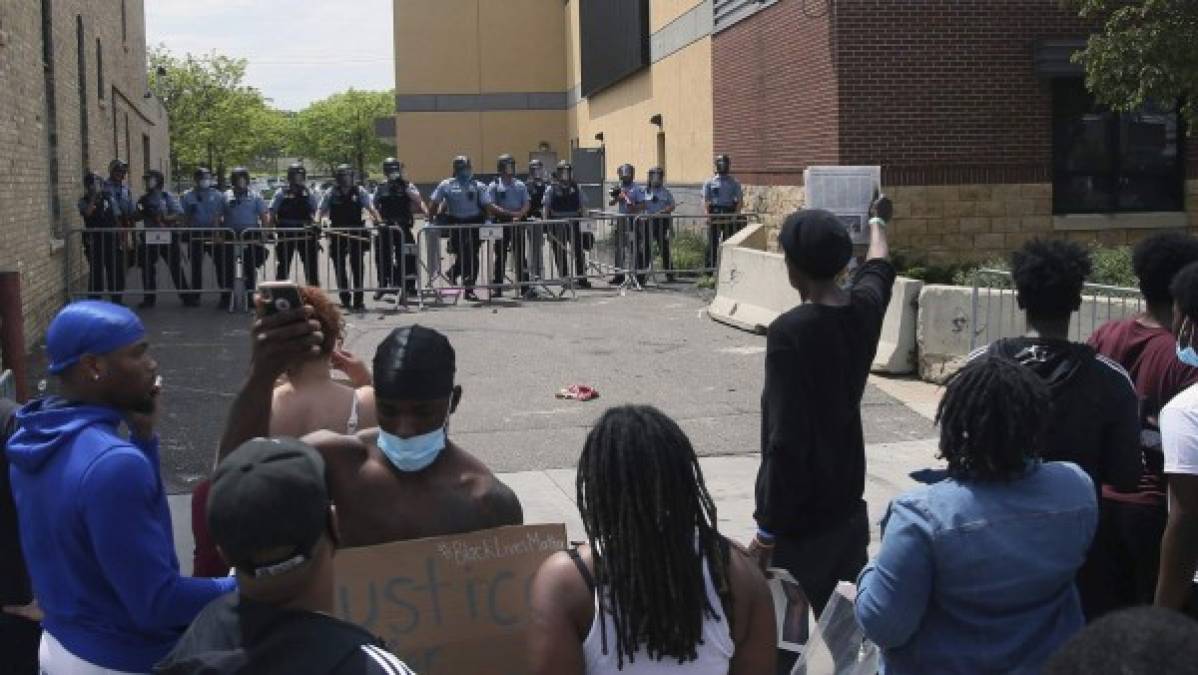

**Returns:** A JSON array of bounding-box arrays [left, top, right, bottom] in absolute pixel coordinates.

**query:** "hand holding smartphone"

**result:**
[[258, 281, 303, 317]]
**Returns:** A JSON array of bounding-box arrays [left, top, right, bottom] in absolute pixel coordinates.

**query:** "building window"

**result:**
[[76, 15, 89, 171], [120, 0, 127, 43], [41, 0, 63, 235], [142, 134, 151, 177], [96, 37, 104, 99], [1052, 78, 1184, 214]]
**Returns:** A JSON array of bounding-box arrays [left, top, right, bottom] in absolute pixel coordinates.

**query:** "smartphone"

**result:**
[[258, 281, 302, 317]]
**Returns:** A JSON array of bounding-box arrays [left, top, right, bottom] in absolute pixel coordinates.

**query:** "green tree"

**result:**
[[148, 46, 290, 184], [289, 89, 394, 179], [1073, 0, 1198, 130]]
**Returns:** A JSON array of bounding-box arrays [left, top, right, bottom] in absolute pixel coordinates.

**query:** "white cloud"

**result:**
[[146, 0, 394, 111]]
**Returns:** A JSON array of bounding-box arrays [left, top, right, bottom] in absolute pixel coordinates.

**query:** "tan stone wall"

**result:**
[[0, 0, 170, 352]]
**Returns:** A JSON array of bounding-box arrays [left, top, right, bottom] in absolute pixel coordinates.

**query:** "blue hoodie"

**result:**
[[7, 397, 236, 672]]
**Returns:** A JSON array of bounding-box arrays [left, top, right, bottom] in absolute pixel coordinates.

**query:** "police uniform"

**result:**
[[544, 179, 589, 280], [703, 174, 744, 268], [269, 186, 321, 286], [612, 182, 647, 280], [181, 185, 226, 303], [483, 177, 531, 290], [430, 177, 487, 291], [78, 190, 125, 303], [103, 178, 135, 224], [643, 184, 676, 276], [320, 185, 374, 308], [372, 179, 422, 294], [222, 188, 269, 302], [135, 190, 191, 306], [525, 175, 550, 281]]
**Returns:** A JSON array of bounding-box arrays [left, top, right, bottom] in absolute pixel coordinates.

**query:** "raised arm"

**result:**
[[868, 194, 892, 262]]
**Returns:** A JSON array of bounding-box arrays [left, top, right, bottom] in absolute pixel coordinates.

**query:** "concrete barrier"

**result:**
[[707, 223, 921, 374]]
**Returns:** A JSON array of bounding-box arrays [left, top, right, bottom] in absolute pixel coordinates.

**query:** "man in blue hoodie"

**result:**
[[6, 301, 237, 673]]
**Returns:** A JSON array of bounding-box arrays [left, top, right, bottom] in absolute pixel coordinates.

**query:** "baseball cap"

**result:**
[[46, 301, 146, 374], [778, 209, 853, 279], [207, 438, 331, 578]]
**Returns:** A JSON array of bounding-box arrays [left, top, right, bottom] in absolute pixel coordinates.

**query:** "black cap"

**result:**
[[207, 438, 330, 578], [778, 209, 853, 279], [373, 325, 456, 401]]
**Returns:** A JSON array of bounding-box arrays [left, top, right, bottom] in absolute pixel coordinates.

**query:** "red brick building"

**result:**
[[713, 0, 1198, 263]]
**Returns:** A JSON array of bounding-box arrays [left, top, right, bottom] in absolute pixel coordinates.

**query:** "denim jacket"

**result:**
[[856, 461, 1097, 675]]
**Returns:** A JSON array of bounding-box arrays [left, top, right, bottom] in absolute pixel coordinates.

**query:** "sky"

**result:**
[[145, 0, 395, 112]]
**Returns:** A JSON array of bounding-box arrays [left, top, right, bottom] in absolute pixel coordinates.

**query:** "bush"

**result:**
[[893, 244, 1137, 291], [663, 232, 707, 272]]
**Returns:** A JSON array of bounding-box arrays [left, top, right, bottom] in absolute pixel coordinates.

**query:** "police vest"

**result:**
[[528, 180, 547, 213], [329, 189, 364, 227], [277, 188, 314, 225], [138, 193, 170, 226], [375, 181, 413, 225], [83, 192, 118, 229], [550, 182, 581, 213]]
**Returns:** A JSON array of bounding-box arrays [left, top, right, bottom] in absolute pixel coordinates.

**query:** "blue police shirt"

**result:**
[[223, 189, 268, 233], [431, 177, 486, 219], [270, 188, 321, 225], [613, 183, 647, 215], [484, 179, 531, 214], [643, 186, 676, 215], [181, 188, 227, 229], [102, 179, 134, 219], [703, 175, 743, 208]]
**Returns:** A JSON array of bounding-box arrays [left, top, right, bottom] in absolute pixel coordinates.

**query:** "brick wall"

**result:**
[[0, 0, 170, 353]]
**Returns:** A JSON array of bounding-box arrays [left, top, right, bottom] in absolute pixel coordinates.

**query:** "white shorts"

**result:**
[[38, 632, 146, 675]]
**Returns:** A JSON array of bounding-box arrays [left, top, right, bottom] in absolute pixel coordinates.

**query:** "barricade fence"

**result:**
[[63, 212, 762, 310], [969, 268, 1144, 351]]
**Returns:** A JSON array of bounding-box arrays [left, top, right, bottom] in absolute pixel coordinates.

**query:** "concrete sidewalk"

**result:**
[[168, 437, 941, 575]]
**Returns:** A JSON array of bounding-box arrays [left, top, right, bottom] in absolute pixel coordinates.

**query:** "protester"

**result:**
[[1156, 261, 1198, 612], [1044, 607, 1198, 675], [982, 239, 1141, 618], [749, 197, 895, 621], [856, 356, 1098, 674], [1, 396, 39, 675], [155, 438, 415, 674], [6, 301, 237, 673], [528, 405, 776, 674], [1086, 233, 1198, 615], [218, 320, 522, 547]]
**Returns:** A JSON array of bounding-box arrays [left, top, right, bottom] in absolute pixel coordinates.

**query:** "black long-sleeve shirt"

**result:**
[[755, 259, 896, 538]]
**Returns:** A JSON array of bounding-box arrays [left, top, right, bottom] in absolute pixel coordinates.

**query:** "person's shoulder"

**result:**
[[338, 643, 416, 675], [1089, 349, 1136, 394], [1037, 461, 1097, 500], [1164, 382, 1198, 417]]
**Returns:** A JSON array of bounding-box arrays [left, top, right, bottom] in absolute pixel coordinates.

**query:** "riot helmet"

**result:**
[[382, 157, 404, 182], [715, 154, 731, 175], [497, 153, 515, 177], [108, 159, 128, 180], [452, 155, 473, 181], [143, 169, 165, 192], [556, 160, 573, 183], [230, 166, 250, 190], [617, 163, 635, 185], [335, 164, 354, 189], [194, 167, 214, 190], [528, 158, 544, 181], [287, 162, 307, 186], [648, 166, 664, 188]]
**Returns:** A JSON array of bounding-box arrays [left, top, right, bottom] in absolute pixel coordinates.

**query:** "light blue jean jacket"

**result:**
[[856, 461, 1097, 674]]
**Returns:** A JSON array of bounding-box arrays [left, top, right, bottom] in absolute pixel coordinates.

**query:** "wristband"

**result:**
[[869, 216, 888, 228]]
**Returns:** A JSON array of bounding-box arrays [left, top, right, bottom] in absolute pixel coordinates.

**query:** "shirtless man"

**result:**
[[219, 318, 522, 547]]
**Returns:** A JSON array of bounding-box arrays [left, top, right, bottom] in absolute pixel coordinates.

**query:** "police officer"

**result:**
[[318, 164, 381, 311], [77, 172, 125, 304], [104, 159, 136, 266], [484, 154, 531, 299], [222, 166, 270, 308], [132, 169, 192, 308], [525, 159, 550, 286], [607, 163, 646, 285], [703, 154, 744, 269], [543, 160, 591, 289], [181, 167, 225, 307], [643, 166, 677, 284], [269, 162, 321, 287], [429, 155, 488, 302], [372, 157, 426, 300]]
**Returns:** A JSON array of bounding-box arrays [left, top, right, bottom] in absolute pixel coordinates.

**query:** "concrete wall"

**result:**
[[1, 0, 170, 349]]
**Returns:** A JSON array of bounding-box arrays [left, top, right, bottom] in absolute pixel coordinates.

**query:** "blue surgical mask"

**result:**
[[376, 400, 452, 472], [1179, 319, 1198, 367]]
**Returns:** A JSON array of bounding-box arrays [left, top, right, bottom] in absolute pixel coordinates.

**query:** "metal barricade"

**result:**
[[64, 226, 241, 310], [629, 212, 764, 287], [968, 268, 1144, 350]]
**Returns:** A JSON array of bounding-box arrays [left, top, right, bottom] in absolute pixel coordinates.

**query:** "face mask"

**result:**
[[1178, 319, 1198, 367], [455, 170, 472, 182], [387, 171, 403, 182], [234, 178, 248, 189], [199, 179, 212, 189], [377, 401, 451, 472]]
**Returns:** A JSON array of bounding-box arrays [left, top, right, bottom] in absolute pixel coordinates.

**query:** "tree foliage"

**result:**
[[1073, 0, 1198, 130], [289, 89, 395, 179]]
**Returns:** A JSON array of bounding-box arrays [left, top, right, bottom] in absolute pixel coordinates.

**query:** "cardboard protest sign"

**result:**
[[768, 567, 814, 656], [335, 524, 567, 675]]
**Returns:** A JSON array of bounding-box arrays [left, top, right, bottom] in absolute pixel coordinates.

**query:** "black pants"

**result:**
[[0, 614, 39, 675], [706, 207, 743, 269], [551, 221, 588, 279], [611, 216, 641, 275], [213, 235, 260, 304], [183, 235, 211, 302], [137, 238, 190, 305], [492, 218, 528, 287], [84, 230, 125, 302], [375, 222, 416, 291], [275, 226, 321, 286], [330, 229, 367, 307], [445, 217, 483, 289], [1078, 498, 1167, 621], [648, 217, 673, 273]]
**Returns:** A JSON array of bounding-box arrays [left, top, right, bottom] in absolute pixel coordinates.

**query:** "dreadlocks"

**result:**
[[576, 405, 732, 668], [936, 355, 1051, 482]]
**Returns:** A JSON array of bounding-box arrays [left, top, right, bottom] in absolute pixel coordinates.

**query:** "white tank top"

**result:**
[[579, 553, 735, 675]]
